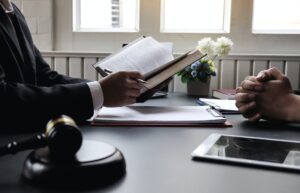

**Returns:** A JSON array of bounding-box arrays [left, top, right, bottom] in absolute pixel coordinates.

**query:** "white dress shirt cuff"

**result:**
[[87, 81, 103, 111]]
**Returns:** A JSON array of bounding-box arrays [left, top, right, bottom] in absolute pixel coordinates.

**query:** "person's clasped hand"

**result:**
[[235, 67, 300, 122], [235, 74, 262, 122], [100, 71, 144, 107]]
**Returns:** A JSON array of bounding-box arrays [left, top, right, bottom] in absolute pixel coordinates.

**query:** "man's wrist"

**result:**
[[286, 94, 300, 122]]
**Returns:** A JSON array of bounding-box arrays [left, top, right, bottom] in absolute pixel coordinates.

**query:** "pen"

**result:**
[[94, 66, 108, 77], [104, 69, 148, 84], [196, 99, 221, 110]]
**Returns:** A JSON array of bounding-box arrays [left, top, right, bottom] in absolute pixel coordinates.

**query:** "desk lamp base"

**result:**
[[22, 140, 126, 188]]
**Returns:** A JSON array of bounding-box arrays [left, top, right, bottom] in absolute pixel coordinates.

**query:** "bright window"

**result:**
[[73, 0, 140, 32], [161, 0, 231, 33], [253, 0, 300, 34]]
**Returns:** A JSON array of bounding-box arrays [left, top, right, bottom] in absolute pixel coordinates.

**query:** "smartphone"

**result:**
[[192, 133, 300, 172]]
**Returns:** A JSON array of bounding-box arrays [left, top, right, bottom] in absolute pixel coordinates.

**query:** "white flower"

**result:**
[[215, 37, 233, 56], [196, 37, 216, 58]]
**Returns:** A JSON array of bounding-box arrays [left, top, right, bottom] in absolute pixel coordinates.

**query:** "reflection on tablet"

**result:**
[[192, 134, 300, 171]]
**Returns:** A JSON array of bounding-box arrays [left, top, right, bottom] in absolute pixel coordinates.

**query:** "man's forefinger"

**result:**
[[256, 67, 284, 82], [241, 79, 264, 91]]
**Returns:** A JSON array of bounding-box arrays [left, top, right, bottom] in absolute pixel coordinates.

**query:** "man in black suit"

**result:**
[[0, 1, 144, 130]]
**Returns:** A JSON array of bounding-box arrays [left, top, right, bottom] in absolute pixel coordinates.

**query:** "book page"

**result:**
[[141, 50, 204, 92], [143, 50, 190, 78], [93, 37, 174, 76]]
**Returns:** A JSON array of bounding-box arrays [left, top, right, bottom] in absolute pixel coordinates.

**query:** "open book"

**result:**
[[91, 106, 231, 127], [92, 36, 205, 102]]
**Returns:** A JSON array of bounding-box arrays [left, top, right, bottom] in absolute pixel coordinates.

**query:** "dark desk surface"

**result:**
[[1, 92, 300, 193]]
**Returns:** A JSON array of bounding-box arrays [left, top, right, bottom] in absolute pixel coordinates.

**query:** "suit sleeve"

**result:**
[[0, 4, 95, 131], [0, 63, 94, 131], [34, 46, 91, 86]]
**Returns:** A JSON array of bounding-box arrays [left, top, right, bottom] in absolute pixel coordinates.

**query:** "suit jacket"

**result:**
[[0, 4, 94, 131]]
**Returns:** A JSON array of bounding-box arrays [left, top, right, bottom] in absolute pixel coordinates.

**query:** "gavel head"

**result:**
[[45, 115, 83, 158]]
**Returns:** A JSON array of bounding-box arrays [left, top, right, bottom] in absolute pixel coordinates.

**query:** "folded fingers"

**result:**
[[240, 78, 264, 91]]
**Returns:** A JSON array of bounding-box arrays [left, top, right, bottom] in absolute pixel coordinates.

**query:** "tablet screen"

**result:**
[[192, 134, 300, 170]]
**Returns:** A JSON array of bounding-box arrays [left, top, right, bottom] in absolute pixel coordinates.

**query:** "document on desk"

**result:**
[[197, 98, 239, 114], [91, 106, 231, 127]]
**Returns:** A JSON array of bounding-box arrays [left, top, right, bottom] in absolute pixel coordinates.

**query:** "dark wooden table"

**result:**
[[1, 92, 300, 193]]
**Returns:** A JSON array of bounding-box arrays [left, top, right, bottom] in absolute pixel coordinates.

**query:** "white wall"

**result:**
[[12, 0, 300, 55], [53, 0, 300, 55], [12, 0, 53, 50]]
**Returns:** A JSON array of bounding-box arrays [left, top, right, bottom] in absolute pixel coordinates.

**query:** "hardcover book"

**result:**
[[92, 36, 204, 102], [212, 89, 236, 100]]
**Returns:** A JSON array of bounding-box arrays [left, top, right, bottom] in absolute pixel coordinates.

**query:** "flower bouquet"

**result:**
[[177, 37, 233, 83]]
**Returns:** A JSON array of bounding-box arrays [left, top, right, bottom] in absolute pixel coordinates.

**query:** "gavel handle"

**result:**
[[0, 134, 47, 157]]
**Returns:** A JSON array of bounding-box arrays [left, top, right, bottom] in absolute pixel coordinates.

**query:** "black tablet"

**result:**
[[192, 133, 300, 171]]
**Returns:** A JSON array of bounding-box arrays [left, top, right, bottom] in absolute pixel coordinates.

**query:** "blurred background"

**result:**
[[13, 0, 300, 93]]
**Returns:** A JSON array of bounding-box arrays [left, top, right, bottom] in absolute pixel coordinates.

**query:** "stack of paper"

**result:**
[[91, 106, 230, 127]]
